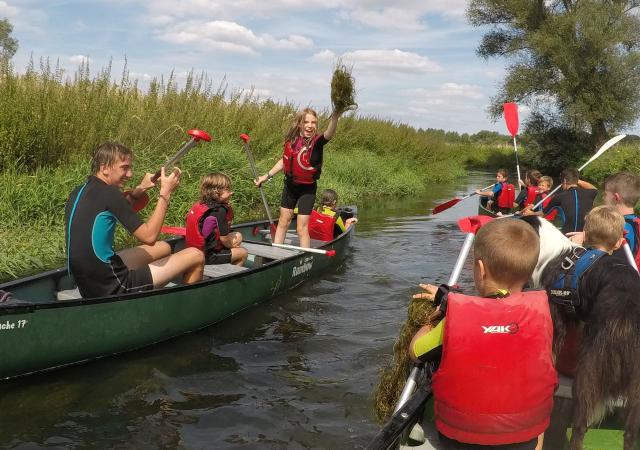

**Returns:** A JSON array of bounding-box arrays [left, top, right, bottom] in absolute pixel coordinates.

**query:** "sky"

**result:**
[[2, 0, 523, 134]]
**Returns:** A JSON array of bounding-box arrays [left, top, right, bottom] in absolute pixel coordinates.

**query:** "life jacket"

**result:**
[[541, 192, 558, 221], [624, 216, 640, 267], [496, 182, 516, 209], [185, 202, 234, 252], [432, 291, 556, 446], [282, 135, 322, 185], [548, 247, 606, 319], [524, 186, 541, 207], [309, 208, 337, 241]]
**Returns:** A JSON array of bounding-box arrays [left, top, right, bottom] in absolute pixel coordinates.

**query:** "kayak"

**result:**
[[0, 210, 356, 380]]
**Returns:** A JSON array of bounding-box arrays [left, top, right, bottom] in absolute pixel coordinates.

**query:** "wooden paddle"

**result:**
[[503, 102, 522, 188], [130, 129, 212, 211], [240, 133, 277, 238], [432, 183, 495, 215]]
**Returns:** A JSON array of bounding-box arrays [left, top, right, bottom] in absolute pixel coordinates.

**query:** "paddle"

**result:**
[[503, 102, 522, 188], [622, 240, 640, 273], [527, 134, 627, 213], [432, 183, 495, 215], [131, 129, 212, 211], [240, 133, 277, 238]]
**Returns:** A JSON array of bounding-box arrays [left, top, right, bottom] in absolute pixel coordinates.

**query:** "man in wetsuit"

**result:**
[[525, 168, 597, 234], [65, 142, 204, 298]]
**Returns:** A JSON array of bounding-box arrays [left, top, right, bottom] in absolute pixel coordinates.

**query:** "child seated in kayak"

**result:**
[[185, 173, 248, 266], [409, 218, 556, 450], [514, 169, 542, 211], [308, 189, 358, 241], [476, 169, 515, 214]]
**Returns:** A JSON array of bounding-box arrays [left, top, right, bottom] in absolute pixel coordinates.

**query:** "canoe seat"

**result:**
[[57, 288, 82, 301], [242, 242, 299, 260], [203, 263, 248, 278], [257, 230, 326, 248]]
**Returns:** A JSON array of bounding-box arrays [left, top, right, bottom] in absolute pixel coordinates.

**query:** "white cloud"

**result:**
[[338, 7, 426, 31], [439, 82, 484, 99], [129, 71, 153, 81], [309, 49, 336, 64], [0, 1, 18, 17], [69, 54, 93, 65], [157, 20, 313, 54], [342, 49, 441, 74]]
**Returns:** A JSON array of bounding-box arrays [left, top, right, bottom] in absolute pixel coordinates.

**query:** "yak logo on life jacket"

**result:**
[[482, 322, 519, 334]]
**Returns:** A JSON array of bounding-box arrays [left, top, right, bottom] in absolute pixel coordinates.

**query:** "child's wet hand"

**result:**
[[413, 283, 437, 301]]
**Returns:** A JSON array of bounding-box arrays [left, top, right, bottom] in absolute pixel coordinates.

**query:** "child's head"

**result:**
[[603, 171, 640, 209], [496, 168, 508, 183], [200, 172, 232, 204], [473, 219, 540, 294], [539, 176, 553, 192], [583, 205, 625, 252], [320, 189, 338, 208], [561, 168, 580, 188], [526, 169, 542, 187]]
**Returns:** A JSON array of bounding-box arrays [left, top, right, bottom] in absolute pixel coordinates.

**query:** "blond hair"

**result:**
[[285, 108, 318, 143], [200, 172, 231, 204], [604, 171, 640, 208], [474, 219, 540, 286], [583, 205, 624, 251], [539, 176, 554, 189], [91, 142, 132, 174]]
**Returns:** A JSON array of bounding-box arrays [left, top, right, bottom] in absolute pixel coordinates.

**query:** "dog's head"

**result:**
[[519, 215, 578, 288]]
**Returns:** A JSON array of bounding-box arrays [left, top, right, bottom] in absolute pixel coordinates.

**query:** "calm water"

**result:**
[[0, 173, 489, 450]]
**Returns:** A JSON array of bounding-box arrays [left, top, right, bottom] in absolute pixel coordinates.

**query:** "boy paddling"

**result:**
[[65, 142, 204, 298]]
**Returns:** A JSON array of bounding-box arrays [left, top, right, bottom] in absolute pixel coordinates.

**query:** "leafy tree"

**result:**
[[468, 0, 640, 149], [0, 18, 18, 61]]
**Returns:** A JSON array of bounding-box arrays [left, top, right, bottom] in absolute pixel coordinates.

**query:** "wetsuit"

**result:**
[[543, 186, 597, 234], [65, 176, 153, 298], [281, 134, 329, 215]]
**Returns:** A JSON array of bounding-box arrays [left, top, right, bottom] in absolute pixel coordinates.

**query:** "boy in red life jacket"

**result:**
[[514, 170, 542, 211], [410, 219, 557, 450], [185, 173, 248, 266], [308, 189, 358, 241], [476, 169, 515, 215], [255, 107, 347, 248]]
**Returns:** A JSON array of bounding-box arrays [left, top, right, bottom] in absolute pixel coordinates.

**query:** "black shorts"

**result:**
[[205, 248, 232, 265], [280, 180, 317, 215], [109, 255, 154, 295], [438, 433, 537, 450]]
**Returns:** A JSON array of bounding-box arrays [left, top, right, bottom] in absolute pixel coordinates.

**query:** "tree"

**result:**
[[0, 18, 18, 61], [468, 0, 640, 149]]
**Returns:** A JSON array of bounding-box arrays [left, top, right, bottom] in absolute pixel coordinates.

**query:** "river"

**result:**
[[0, 173, 489, 450]]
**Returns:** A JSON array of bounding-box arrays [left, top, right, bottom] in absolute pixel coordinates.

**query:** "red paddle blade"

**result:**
[[326, 249, 336, 257], [503, 102, 519, 137], [432, 198, 461, 214], [240, 133, 250, 143], [457, 215, 493, 235], [161, 226, 187, 235], [187, 129, 212, 142]]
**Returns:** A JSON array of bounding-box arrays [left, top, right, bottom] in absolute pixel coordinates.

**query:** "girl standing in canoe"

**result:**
[[255, 108, 346, 248]]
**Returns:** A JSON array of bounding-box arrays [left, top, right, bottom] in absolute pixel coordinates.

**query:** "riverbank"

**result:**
[[0, 62, 512, 280]]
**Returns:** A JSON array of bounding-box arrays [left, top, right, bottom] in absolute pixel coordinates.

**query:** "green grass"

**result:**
[[0, 59, 497, 281]]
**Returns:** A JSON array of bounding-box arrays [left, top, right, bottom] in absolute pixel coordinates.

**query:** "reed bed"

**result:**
[[0, 60, 493, 280]]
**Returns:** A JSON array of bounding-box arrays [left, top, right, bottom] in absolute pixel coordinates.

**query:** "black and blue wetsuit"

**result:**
[[543, 186, 597, 234], [64, 176, 153, 298]]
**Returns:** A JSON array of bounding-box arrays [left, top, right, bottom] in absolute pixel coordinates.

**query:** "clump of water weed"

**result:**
[[330, 60, 357, 114], [373, 294, 439, 423]]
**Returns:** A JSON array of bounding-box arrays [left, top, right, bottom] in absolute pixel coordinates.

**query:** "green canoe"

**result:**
[[0, 211, 355, 381]]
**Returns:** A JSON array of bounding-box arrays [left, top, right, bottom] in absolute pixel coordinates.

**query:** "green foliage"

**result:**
[[0, 18, 18, 61], [0, 62, 494, 280], [582, 142, 640, 184], [468, 0, 640, 149]]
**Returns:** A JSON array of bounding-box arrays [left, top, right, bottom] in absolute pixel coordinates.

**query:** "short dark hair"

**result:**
[[497, 168, 508, 178], [604, 171, 640, 207], [561, 168, 580, 185], [91, 142, 132, 174], [320, 189, 338, 207]]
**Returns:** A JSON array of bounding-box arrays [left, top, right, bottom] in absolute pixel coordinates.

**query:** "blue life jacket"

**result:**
[[548, 247, 606, 318]]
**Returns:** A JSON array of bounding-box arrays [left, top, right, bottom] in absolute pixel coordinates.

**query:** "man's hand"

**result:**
[[159, 167, 181, 197], [137, 172, 156, 192]]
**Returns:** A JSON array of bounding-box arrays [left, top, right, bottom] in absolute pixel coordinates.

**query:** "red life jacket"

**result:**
[[541, 192, 558, 221], [282, 135, 322, 184], [496, 182, 516, 209], [624, 216, 640, 267], [432, 291, 557, 446], [309, 209, 337, 241], [185, 202, 234, 252], [524, 186, 540, 207]]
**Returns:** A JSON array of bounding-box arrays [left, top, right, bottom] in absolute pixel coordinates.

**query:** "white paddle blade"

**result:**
[[578, 134, 626, 171]]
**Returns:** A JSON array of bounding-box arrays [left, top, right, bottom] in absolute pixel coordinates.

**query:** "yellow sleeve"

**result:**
[[412, 319, 445, 359], [335, 216, 346, 232]]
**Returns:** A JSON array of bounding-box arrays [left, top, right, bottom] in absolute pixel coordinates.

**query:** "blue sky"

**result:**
[[2, 0, 526, 134]]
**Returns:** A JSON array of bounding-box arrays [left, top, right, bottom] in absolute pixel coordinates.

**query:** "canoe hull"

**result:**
[[0, 218, 353, 380]]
